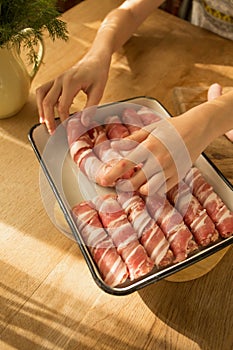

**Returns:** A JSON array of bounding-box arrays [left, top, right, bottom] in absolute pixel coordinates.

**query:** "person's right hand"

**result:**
[[36, 53, 111, 134], [207, 83, 233, 142], [101, 84, 233, 195]]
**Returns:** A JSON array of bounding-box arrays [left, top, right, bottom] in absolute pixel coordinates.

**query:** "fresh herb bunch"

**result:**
[[0, 0, 68, 68]]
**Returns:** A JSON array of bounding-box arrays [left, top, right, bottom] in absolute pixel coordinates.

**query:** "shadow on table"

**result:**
[[138, 247, 233, 350], [1, 269, 128, 350], [0, 280, 82, 350], [0, 272, 144, 350]]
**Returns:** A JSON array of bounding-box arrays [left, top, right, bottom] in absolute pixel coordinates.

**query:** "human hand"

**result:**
[[207, 83, 233, 142], [102, 117, 193, 196], [102, 83, 232, 195], [36, 53, 111, 134]]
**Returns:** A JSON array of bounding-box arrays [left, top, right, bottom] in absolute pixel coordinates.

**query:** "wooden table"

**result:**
[[1, 1, 232, 349]]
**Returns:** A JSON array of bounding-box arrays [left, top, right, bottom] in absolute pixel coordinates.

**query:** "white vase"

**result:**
[[0, 29, 44, 119]]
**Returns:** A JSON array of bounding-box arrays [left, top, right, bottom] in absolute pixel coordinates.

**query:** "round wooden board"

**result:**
[[165, 247, 230, 282]]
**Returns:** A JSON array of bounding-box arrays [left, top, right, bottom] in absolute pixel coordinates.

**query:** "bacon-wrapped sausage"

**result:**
[[121, 108, 144, 134], [117, 191, 174, 268], [93, 194, 154, 280], [184, 167, 233, 238], [72, 201, 128, 287], [136, 106, 162, 126], [168, 181, 219, 246], [146, 193, 198, 263], [105, 115, 129, 139], [66, 114, 107, 184], [90, 122, 137, 182], [66, 113, 92, 165], [67, 115, 135, 186]]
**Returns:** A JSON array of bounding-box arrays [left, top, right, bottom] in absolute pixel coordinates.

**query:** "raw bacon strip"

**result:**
[[66, 112, 88, 146], [184, 167, 233, 238], [72, 201, 128, 287], [91, 122, 124, 164], [122, 108, 144, 134], [77, 149, 113, 185], [110, 107, 162, 158], [90, 122, 121, 163], [117, 191, 174, 268], [66, 116, 132, 186], [66, 114, 92, 164], [93, 194, 154, 280], [137, 106, 162, 126], [168, 182, 219, 246], [72, 201, 109, 251], [146, 193, 198, 263], [105, 115, 130, 139], [93, 194, 138, 249], [90, 122, 136, 181], [66, 114, 107, 184]]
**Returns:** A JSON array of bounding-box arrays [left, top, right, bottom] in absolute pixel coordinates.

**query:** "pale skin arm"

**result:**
[[101, 85, 233, 195], [36, 0, 164, 134]]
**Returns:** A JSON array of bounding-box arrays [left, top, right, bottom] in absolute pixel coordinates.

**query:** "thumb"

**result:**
[[207, 83, 222, 101], [81, 87, 103, 126]]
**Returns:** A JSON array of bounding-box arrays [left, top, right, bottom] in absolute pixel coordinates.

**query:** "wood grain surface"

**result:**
[[0, 1, 232, 349]]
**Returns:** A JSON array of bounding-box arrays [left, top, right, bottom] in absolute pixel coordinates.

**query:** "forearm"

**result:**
[[171, 90, 233, 162], [87, 0, 164, 62], [186, 90, 233, 140], [206, 90, 233, 137]]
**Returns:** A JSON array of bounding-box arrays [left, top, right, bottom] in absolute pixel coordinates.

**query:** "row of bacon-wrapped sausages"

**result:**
[[72, 166, 233, 287], [67, 105, 233, 287]]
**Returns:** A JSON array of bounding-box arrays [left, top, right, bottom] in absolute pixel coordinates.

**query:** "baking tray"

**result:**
[[28, 96, 233, 295]]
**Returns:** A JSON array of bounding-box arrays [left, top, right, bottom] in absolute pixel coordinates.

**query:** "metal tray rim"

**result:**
[[28, 96, 233, 295]]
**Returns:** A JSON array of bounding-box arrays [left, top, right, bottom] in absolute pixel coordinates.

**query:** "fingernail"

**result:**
[[100, 179, 108, 186], [139, 184, 148, 196]]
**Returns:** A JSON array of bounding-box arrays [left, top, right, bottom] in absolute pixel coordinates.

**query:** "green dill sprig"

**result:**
[[0, 0, 68, 68]]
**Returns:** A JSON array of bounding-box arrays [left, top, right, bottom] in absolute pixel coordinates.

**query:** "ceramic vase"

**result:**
[[0, 28, 44, 119]]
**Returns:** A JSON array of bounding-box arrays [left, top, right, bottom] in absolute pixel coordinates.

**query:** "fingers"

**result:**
[[102, 141, 147, 186], [139, 172, 166, 196], [57, 78, 80, 121], [207, 83, 222, 101], [36, 77, 72, 135], [139, 168, 178, 196], [225, 129, 233, 142], [111, 138, 139, 153], [101, 158, 136, 187], [124, 128, 149, 143], [85, 84, 104, 109], [100, 130, 150, 186], [36, 65, 84, 134], [103, 118, 192, 195], [81, 85, 103, 126], [111, 128, 149, 155], [36, 55, 110, 133], [103, 139, 164, 191], [36, 80, 54, 124], [207, 84, 233, 142], [116, 169, 147, 192], [116, 166, 160, 193], [116, 151, 171, 195], [80, 105, 98, 127]]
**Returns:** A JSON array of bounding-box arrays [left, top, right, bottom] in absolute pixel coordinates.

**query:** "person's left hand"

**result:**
[[36, 53, 111, 134]]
